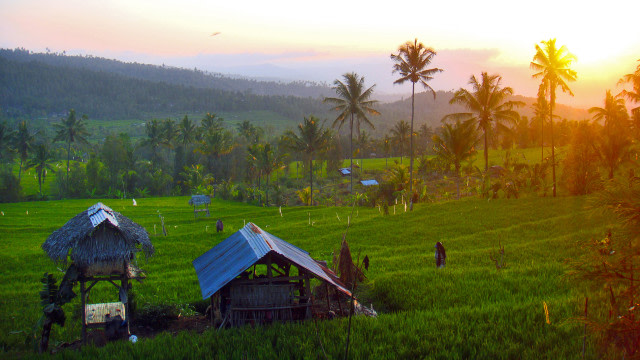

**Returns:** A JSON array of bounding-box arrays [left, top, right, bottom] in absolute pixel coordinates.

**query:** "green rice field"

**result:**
[[0, 194, 613, 359]]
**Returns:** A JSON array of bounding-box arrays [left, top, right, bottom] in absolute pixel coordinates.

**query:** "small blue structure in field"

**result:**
[[193, 223, 350, 327], [338, 168, 351, 176], [360, 179, 379, 186]]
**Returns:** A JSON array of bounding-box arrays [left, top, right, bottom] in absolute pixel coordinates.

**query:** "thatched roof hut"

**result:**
[[42, 203, 154, 273]]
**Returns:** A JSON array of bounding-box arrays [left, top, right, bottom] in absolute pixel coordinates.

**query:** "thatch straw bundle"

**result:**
[[42, 203, 154, 274], [337, 240, 365, 288]]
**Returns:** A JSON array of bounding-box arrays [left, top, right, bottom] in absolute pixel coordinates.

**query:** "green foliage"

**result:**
[[0, 166, 21, 202], [562, 122, 602, 195]]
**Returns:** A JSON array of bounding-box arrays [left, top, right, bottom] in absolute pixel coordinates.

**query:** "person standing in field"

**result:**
[[435, 242, 446, 268], [216, 219, 223, 233]]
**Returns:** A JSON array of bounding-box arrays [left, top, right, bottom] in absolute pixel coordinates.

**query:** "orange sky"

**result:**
[[1, 0, 639, 109]]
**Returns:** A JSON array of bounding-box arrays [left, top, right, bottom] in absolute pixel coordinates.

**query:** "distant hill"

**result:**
[[0, 48, 333, 98], [0, 53, 329, 122], [0, 48, 590, 135]]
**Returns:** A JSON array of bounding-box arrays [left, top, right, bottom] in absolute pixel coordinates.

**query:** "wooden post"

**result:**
[[210, 295, 215, 327], [121, 275, 130, 336], [304, 273, 312, 319], [324, 282, 331, 313], [81, 280, 86, 344]]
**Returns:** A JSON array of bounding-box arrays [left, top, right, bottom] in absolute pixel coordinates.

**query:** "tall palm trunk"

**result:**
[[550, 88, 556, 197], [18, 158, 23, 185], [484, 127, 489, 172], [541, 116, 544, 163], [66, 141, 71, 193], [309, 157, 313, 206], [265, 173, 269, 207], [350, 114, 353, 193], [410, 82, 415, 195], [455, 163, 461, 199]]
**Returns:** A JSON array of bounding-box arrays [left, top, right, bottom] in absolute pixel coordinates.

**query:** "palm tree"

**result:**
[[390, 120, 410, 164], [200, 112, 224, 139], [432, 120, 479, 198], [249, 143, 286, 206], [391, 38, 443, 197], [177, 115, 197, 147], [531, 39, 577, 197], [443, 72, 523, 172], [531, 93, 550, 162], [617, 59, 640, 113], [590, 90, 631, 179], [324, 72, 379, 193], [382, 135, 391, 168], [13, 120, 34, 186], [197, 129, 234, 174], [53, 109, 89, 192], [26, 142, 55, 197], [282, 116, 330, 206], [142, 119, 164, 167], [162, 119, 177, 150]]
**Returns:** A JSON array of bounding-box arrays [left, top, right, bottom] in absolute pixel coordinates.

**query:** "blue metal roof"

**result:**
[[87, 202, 119, 228], [360, 179, 379, 186], [193, 223, 351, 299]]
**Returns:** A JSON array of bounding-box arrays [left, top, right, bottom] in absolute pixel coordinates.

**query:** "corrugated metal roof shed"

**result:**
[[189, 195, 211, 206], [193, 223, 351, 299], [338, 168, 351, 176], [360, 179, 379, 186]]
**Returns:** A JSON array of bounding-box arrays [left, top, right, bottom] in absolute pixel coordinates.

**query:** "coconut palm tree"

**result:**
[[53, 109, 89, 192], [382, 135, 391, 168], [324, 72, 379, 193], [531, 93, 550, 162], [617, 59, 640, 113], [26, 141, 55, 197], [531, 39, 577, 197], [13, 120, 34, 186], [282, 116, 330, 206], [590, 90, 631, 179], [390, 120, 410, 164], [391, 38, 443, 197], [177, 115, 197, 147], [432, 120, 479, 198], [141, 119, 164, 167], [197, 129, 234, 174], [249, 143, 286, 206], [443, 72, 523, 172], [200, 112, 224, 139]]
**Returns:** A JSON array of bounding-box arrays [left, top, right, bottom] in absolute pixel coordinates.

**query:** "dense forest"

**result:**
[[0, 48, 333, 97], [0, 55, 329, 121], [0, 48, 589, 133]]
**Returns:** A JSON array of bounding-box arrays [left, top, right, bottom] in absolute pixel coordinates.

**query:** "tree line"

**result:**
[[1, 39, 638, 208]]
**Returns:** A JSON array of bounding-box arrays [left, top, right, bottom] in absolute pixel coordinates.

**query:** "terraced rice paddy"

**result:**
[[0, 194, 611, 359]]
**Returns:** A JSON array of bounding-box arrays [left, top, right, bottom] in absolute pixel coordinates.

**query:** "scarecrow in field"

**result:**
[[435, 242, 446, 268], [216, 219, 224, 233]]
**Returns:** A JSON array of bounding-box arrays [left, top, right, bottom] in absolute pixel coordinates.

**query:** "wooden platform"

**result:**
[[85, 302, 126, 326]]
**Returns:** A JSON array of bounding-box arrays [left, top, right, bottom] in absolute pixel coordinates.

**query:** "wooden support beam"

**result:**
[[81, 280, 86, 344]]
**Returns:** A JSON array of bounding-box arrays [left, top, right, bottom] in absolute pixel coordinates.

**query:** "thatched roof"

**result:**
[[42, 203, 154, 268], [189, 195, 211, 206]]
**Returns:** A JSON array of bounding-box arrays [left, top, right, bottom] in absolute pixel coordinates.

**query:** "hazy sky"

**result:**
[[2, 0, 639, 108]]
